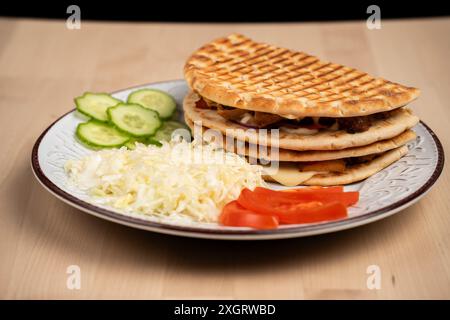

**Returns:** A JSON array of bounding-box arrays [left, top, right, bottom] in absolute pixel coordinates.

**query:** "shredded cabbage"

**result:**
[[64, 140, 266, 222]]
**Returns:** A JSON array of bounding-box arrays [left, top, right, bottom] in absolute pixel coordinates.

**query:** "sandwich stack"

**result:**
[[183, 34, 420, 186]]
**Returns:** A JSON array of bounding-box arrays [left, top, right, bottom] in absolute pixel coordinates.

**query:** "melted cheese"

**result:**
[[300, 159, 346, 173], [264, 164, 320, 187]]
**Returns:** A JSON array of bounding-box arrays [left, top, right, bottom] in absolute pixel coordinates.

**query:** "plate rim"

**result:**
[[30, 79, 445, 239]]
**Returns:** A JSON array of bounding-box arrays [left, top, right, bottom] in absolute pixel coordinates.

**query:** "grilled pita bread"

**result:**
[[183, 91, 419, 151], [184, 34, 420, 118], [263, 146, 409, 186], [184, 115, 416, 162]]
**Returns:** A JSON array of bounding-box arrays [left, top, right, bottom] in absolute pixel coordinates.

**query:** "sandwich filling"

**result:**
[[195, 95, 394, 134], [299, 154, 378, 172], [265, 153, 381, 186]]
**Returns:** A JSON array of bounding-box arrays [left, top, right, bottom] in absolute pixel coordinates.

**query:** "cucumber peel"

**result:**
[[127, 89, 177, 119], [153, 120, 191, 142], [76, 120, 130, 149], [75, 92, 121, 122], [108, 103, 162, 137]]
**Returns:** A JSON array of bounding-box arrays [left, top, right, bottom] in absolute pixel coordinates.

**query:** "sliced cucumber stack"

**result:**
[[73, 89, 186, 150], [127, 89, 177, 119], [153, 120, 190, 142], [108, 103, 162, 137], [76, 120, 130, 149], [75, 92, 121, 122]]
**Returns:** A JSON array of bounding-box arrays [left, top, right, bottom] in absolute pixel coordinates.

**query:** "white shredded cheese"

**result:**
[[64, 140, 266, 223]]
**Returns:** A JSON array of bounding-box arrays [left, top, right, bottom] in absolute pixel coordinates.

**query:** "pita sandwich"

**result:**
[[182, 34, 420, 186]]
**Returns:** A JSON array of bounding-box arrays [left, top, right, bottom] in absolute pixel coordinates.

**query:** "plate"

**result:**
[[31, 80, 444, 240]]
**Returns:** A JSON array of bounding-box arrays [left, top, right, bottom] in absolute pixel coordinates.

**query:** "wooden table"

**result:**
[[1, 17, 449, 299]]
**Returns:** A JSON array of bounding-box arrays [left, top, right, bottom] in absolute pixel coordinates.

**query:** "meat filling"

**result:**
[[344, 154, 378, 166], [337, 116, 372, 133], [195, 96, 392, 133]]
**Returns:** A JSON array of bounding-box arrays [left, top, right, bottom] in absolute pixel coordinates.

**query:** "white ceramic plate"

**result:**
[[31, 80, 444, 240]]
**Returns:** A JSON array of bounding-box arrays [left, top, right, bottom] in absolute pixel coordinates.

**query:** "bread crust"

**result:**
[[184, 34, 420, 118]]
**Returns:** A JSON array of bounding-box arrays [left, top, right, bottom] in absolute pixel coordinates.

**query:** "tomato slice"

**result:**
[[253, 187, 359, 207], [219, 201, 279, 230], [275, 201, 347, 224], [237, 188, 348, 223]]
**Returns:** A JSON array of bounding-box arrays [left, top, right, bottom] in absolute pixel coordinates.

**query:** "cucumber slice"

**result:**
[[108, 103, 161, 137], [127, 89, 176, 119], [153, 120, 191, 142], [76, 120, 130, 148], [75, 92, 121, 122]]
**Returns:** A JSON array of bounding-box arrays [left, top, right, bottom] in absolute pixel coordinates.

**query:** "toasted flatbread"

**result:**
[[183, 91, 419, 151], [185, 115, 416, 162], [264, 146, 409, 186], [184, 34, 420, 118]]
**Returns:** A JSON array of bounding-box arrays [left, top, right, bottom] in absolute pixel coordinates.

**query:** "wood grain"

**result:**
[[0, 17, 449, 299]]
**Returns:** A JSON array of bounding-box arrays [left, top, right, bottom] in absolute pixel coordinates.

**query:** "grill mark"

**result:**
[[210, 46, 271, 72], [273, 65, 347, 92], [270, 56, 296, 67], [238, 49, 292, 73], [270, 53, 307, 72], [225, 65, 253, 75], [225, 46, 274, 68], [262, 63, 337, 94], [281, 51, 303, 63], [295, 72, 367, 98], [187, 37, 417, 113], [321, 76, 376, 102], [229, 50, 250, 59], [330, 73, 368, 89], [359, 84, 393, 100], [285, 58, 321, 74], [275, 63, 331, 83], [279, 55, 315, 72], [328, 78, 378, 96], [263, 49, 291, 62], [239, 49, 308, 69], [330, 76, 375, 95], [354, 81, 389, 95], [244, 56, 292, 75], [209, 57, 234, 67], [246, 65, 281, 80], [360, 93, 385, 101], [267, 58, 326, 84], [316, 65, 344, 78], [292, 69, 352, 99], [249, 59, 321, 83], [228, 39, 252, 49]]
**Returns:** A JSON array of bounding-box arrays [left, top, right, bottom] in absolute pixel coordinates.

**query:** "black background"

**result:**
[[1, 0, 449, 22], [2, 300, 449, 318]]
